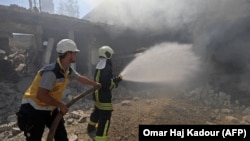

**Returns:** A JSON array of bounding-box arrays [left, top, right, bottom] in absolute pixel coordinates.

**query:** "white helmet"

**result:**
[[98, 46, 114, 59], [56, 39, 80, 54]]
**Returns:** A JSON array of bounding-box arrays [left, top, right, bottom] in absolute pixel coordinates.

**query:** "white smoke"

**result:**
[[121, 42, 201, 83], [86, 0, 250, 103]]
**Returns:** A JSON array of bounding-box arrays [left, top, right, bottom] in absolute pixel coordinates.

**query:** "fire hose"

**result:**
[[46, 87, 97, 141]]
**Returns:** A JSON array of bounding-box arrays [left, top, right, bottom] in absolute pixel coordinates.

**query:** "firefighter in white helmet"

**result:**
[[16, 39, 101, 141], [87, 45, 122, 141]]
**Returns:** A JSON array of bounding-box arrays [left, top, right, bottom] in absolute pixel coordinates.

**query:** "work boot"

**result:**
[[87, 124, 96, 140], [87, 131, 96, 141], [87, 124, 95, 131]]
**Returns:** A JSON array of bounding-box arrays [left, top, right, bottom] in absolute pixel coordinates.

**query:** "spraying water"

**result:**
[[120, 42, 201, 83]]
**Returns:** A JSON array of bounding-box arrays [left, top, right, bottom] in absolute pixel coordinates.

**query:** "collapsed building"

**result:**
[[0, 4, 187, 82], [0, 5, 142, 82]]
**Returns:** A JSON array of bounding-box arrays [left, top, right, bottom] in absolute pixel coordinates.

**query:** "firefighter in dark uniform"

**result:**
[[87, 46, 122, 141]]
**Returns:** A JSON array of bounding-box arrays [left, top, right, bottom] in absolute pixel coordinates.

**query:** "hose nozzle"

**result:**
[[118, 74, 123, 80]]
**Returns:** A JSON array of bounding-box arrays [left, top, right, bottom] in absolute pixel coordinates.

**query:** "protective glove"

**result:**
[[115, 75, 123, 82], [113, 75, 123, 87]]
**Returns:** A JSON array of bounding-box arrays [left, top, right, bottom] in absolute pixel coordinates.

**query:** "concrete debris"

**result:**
[[146, 100, 151, 105], [70, 110, 86, 119], [224, 116, 240, 123], [11, 127, 21, 137], [242, 115, 250, 123], [220, 108, 232, 114], [78, 115, 87, 123], [66, 118, 74, 125], [15, 63, 26, 72], [121, 100, 131, 106], [0, 122, 17, 133], [68, 134, 78, 141], [133, 97, 139, 101]]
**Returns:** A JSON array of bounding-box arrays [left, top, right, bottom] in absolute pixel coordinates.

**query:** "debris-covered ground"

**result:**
[[1, 85, 250, 141]]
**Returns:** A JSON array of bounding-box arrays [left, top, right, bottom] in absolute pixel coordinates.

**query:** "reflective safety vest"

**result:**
[[94, 59, 116, 110], [22, 58, 71, 111]]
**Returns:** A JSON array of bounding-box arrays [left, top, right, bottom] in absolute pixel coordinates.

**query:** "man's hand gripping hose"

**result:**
[[112, 74, 123, 88], [46, 87, 97, 141]]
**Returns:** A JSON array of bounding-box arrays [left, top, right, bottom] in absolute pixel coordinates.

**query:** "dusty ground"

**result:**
[[4, 92, 246, 141], [107, 97, 244, 141], [70, 95, 245, 141], [68, 93, 246, 141]]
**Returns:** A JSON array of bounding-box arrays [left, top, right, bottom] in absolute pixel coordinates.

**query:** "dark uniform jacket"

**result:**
[[93, 59, 117, 110]]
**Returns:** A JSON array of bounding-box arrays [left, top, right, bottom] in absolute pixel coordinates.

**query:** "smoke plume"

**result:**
[[121, 42, 200, 84], [86, 0, 250, 103]]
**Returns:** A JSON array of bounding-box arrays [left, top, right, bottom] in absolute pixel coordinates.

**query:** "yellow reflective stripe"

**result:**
[[109, 81, 116, 90], [89, 121, 97, 126], [95, 102, 113, 110], [91, 121, 109, 141], [95, 102, 112, 107], [95, 135, 107, 141], [95, 70, 101, 82], [95, 90, 100, 103], [103, 120, 109, 136]]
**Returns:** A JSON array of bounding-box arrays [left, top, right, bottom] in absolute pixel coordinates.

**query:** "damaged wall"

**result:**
[[0, 5, 149, 82]]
